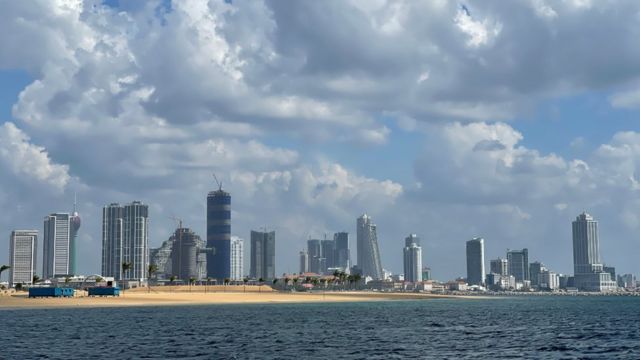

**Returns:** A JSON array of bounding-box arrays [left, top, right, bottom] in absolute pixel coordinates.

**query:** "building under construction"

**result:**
[[150, 228, 207, 281]]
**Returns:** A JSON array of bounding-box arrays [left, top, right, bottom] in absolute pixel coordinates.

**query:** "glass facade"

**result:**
[[207, 190, 231, 280]]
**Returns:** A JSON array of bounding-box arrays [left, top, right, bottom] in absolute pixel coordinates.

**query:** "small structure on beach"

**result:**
[[28, 287, 74, 298], [88, 287, 120, 297]]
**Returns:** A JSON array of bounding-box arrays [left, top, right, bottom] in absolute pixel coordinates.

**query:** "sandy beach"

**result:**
[[0, 285, 466, 310]]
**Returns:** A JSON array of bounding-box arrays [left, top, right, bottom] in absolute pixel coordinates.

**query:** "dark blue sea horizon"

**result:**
[[2, 296, 639, 359]]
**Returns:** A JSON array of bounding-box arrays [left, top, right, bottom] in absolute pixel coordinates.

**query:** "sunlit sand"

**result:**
[[0, 285, 468, 309]]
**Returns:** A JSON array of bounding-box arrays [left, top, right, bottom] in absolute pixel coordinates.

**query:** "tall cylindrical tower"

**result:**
[[207, 189, 231, 281]]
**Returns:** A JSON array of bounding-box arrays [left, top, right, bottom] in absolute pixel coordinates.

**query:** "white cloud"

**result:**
[[453, 6, 502, 48], [0, 122, 70, 192]]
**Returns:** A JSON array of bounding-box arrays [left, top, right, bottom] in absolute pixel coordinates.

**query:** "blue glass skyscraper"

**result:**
[[207, 188, 231, 281]]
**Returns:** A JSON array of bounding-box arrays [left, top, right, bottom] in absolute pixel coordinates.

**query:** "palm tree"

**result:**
[[353, 274, 362, 290], [189, 277, 196, 292], [284, 277, 290, 291], [347, 275, 355, 290], [272, 278, 278, 290], [121, 262, 132, 294], [64, 276, 71, 285], [243, 277, 249, 293], [95, 276, 104, 283], [292, 277, 299, 291], [224, 278, 230, 292], [0, 265, 10, 284], [32, 275, 41, 285], [258, 278, 264, 293], [147, 264, 158, 293], [205, 277, 212, 293]]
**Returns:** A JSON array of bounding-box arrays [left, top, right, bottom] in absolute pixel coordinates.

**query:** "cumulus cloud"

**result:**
[[0, 122, 70, 192], [2, 0, 640, 278]]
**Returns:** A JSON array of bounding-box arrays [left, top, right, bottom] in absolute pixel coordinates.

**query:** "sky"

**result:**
[[1, 0, 640, 281]]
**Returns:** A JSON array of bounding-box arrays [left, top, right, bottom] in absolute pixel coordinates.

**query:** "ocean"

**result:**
[[2, 296, 639, 359]]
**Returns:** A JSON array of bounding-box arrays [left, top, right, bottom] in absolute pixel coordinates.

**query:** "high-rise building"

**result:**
[[102, 203, 124, 279], [307, 239, 324, 274], [334, 232, 350, 270], [490, 258, 508, 276], [356, 214, 383, 280], [572, 212, 616, 291], [299, 250, 309, 273], [321, 239, 336, 270], [403, 234, 422, 283], [43, 213, 71, 279], [207, 188, 231, 281], [230, 236, 244, 281], [170, 228, 205, 281], [507, 249, 529, 282], [150, 239, 173, 278], [101, 201, 149, 281], [539, 269, 559, 290], [9, 230, 38, 288], [69, 197, 81, 275], [466, 238, 485, 286], [529, 261, 546, 287], [250, 230, 275, 280]]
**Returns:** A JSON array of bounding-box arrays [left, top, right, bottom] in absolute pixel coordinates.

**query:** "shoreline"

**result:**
[[0, 288, 471, 310]]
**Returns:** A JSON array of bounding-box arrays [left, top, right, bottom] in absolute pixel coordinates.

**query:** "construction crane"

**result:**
[[213, 173, 222, 191]]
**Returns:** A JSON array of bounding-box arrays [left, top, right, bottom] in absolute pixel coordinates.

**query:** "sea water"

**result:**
[[2, 296, 639, 359]]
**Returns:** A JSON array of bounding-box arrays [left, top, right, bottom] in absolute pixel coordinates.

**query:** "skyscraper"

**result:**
[[403, 234, 422, 283], [321, 238, 336, 270], [207, 188, 231, 281], [230, 236, 244, 281], [490, 258, 508, 275], [334, 232, 350, 270], [466, 238, 485, 286], [43, 213, 71, 279], [123, 201, 149, 281], [357, 214, 383, 280], [250, 230, 275, 280], [101, 201, 149, 281], [69, 196, 81, 275], [9, 230, 38, 288], [507, 249, 529, 282], [102, 203, 124, 279], [572, 212, 616, 291], [529, 261, 546, 288], [307, 239, 323, 274], [299, 250, 309, 273]]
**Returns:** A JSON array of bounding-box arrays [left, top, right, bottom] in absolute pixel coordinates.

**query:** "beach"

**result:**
[[0, 285, 465, 309]]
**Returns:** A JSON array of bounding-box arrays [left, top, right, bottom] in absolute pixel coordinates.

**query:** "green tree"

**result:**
[[243, 277, 249, 293], [121, 262, 132, 294], [353, 274, 362, 290], [272, 278, 278, 290], [189, 277, 196, 292], [258, 277, 264, 293], [0, 265, 10, 284], [147, 264, 158, 293], [224, 278, 230, 292], [293, 277, 299, 291], [32, 275, 41, 285], [284, 277, 290, 291]]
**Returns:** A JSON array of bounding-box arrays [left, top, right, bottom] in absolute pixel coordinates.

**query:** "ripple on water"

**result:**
[[1, 297, 640, 359]]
